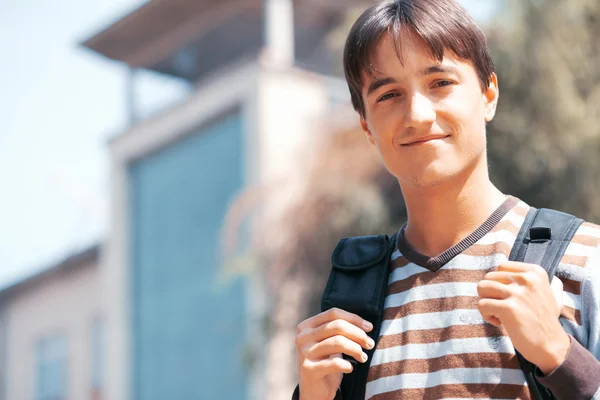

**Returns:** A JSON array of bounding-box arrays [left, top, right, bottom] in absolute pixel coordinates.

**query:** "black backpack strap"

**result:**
[[320, 232, 397, 400], [508, 207, 583, 400]]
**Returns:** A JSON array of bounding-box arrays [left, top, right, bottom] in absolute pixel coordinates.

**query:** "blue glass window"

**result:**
[[36, 334, 67, 400]]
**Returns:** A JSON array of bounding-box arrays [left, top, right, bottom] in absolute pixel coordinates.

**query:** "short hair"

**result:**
[[343, 0, 495, 117]]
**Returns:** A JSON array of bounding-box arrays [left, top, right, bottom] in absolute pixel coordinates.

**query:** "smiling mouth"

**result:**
[[402, 135, 450, 146]]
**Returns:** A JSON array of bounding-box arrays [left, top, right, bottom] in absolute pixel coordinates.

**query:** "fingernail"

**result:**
[[366, 338, 375, 349], [363, 321, 373, 331], [361, 352, 368, 362]]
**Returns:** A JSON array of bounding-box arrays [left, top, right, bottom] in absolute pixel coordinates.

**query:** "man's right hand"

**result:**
[[295, 307, 375, 400]]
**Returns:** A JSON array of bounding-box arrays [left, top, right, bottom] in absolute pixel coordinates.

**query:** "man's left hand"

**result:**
[[477, 261, 571, 375]]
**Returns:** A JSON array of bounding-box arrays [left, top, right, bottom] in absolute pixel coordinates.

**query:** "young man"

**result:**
[[293, 0, 600, 399]]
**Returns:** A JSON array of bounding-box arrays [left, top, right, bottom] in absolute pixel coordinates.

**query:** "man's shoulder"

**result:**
[[560, 217, 600, 272], [511, 201, 600, 272], [514, 200, 600, 241], [564, 213, 600, 246], [577, 220, 600, 233]]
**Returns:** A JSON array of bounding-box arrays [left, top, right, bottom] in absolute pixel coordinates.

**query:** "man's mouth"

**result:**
[[402, 135, 450, 146]]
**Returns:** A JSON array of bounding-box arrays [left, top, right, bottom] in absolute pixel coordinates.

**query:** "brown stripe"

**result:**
[[370, 383, 531, 400], [560, 254, 588, 267], [490, 219, 520, 235], [570, 234, 600, 248], [561, 305, 582, 325], [462, 242, 512, 258], [512, 203, 529, 217], [561, 278, 582, 295], [377, 324, 506, 349], [388, 270, 486, 296], [383, 296, 479, 321], [390, 256, 410, 272], [367, 352, 521, 381]]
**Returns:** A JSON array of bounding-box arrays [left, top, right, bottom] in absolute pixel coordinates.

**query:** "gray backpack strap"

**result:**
[[510, 207, 584, 279], [508, 207, 583, 400]]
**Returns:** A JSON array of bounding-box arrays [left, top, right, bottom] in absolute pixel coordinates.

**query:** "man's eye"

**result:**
[[433, 80, 453, 88], [377, 93, 398, 102]]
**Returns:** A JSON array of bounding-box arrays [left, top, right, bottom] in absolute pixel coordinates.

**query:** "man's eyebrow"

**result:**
[[365, 65, 459, 95], [366, 77, 398, 96], [422, 64, 459, 76]]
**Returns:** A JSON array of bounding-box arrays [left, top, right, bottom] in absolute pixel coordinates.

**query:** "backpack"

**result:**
[[320, 207, 583, 400]]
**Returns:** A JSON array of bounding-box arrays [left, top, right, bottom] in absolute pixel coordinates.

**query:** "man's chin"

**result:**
[[405, 171, 455, 189]]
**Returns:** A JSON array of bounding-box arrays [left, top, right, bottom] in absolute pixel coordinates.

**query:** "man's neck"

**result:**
[[401, 165, 507, 258]]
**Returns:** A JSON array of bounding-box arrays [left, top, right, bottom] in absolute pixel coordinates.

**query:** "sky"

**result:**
[[0, 0, 498, 290]]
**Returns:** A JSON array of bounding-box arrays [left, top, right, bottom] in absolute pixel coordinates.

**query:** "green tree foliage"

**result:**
[[487, 0, 600, 220]]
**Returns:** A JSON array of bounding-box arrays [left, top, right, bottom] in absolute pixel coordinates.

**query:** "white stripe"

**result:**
[[586, 245, 600, 269], [506, 211, 526, 228], [365, 367, 526, 398], [443, 253, 508, 271], [562, 291, 581, 310], [388, 263, 429, 283], [391, 249, 403, 261], [475, 229, 517, 246], [380, 309, 486, 336], [577, 225, 600, 238], [564, 241, 598, 257], [558, 264, 587, 280], [371, 336, 516, 366], [389, 253, 508, 284], [514, 200, 530, 208], [384, 282, 478, 309]]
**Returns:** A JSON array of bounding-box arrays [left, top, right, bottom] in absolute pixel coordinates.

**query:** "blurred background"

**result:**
[[0, 0, 599, 399]]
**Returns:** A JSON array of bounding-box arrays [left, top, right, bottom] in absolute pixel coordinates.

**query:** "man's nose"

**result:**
[[405, 92, 435, 129]]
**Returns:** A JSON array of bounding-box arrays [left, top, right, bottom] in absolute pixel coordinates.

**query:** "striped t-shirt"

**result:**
[[365, 197, 600, 399]]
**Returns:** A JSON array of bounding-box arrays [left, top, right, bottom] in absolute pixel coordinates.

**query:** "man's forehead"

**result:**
[[361, 56, 462, 83], [371, 30, 432, 61]]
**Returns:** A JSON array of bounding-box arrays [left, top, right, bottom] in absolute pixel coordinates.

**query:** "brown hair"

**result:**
[[343, 0, 495, 117]]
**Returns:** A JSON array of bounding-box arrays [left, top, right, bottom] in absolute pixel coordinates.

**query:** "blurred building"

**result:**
[[0, 1, 367, 399], [0, 245, 104, 400]]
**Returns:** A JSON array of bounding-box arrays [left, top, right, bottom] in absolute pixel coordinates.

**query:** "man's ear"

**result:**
[[484, 73, 499, 123], [360, 116, 375, 145]]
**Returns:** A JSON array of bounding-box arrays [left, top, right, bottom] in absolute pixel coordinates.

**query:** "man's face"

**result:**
[[359, 32, 498, 189]]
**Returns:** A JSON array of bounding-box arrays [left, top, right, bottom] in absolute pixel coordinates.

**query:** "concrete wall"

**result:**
[[4, 260, 103, 400]]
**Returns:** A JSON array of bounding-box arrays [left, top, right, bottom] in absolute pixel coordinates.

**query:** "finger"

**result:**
[[308, 335, 368, 363], [477, 279, 512, 300], [482, 271, 519, 285], [302, 355, 354, 377], [498, 261, 538, 273], [551, 277, 564, 310], [299, 319, 374, 350], [297, 308, 372, 333], [482, 314, 502, 326], [478, 298, 509, 324]]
